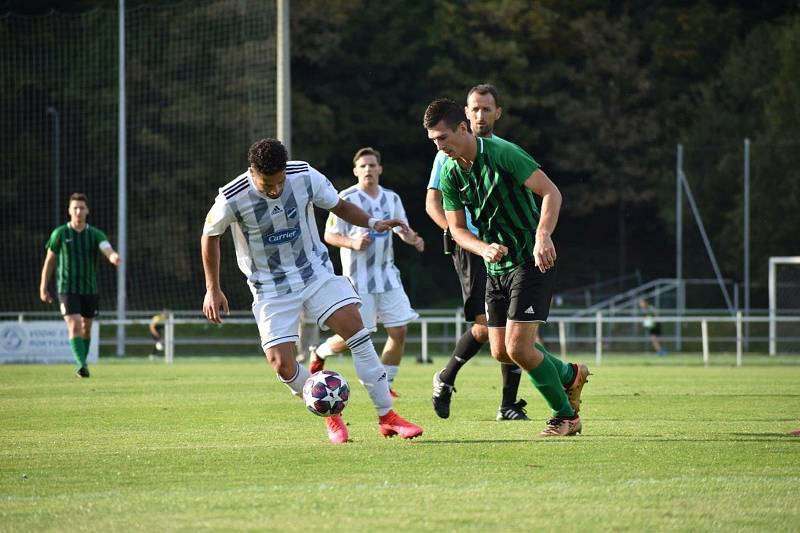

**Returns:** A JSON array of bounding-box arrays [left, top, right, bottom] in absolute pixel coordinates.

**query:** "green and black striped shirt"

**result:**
[[440, 136, 542, 275], [45, 223, 109, 294]]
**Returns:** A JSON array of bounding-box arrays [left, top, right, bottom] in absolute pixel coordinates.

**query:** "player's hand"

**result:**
[[413, 235, 425, 253], [350, 234, 372, 251], [533, 234, 556, 273], [109, 252, 121, 266], [203, 288, 229, 324], [482, 243, 508, 263], [39, 287, 53, 304], [374, 218, 408, 234]]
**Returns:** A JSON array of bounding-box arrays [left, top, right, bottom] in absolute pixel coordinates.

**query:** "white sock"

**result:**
[[346, 328, 392, 416], [278, 360, 310, 397], [385, 364, 399, 387], [316, 341, 336, 359]]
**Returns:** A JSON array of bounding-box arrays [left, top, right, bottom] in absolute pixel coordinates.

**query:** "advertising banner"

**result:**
[[0, 321, 100, 364]]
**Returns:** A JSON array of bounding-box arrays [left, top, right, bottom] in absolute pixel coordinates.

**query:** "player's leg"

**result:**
[[309, 333, 347, 373], [432, 249, 487, 418], [80, 317, 92, 367], [77, 295, 99, 374], [483, 274, 530, 420], [534, 341, 589, 413], [309, 276, 422, 439], [502, 263, 581, 436], [254, 290, 348, 444], [376, 287, 418, 397], [311, 291, 375, 373], [59, 294, 87, 376], [438, 248, 487, 384], [64, 314, 85, 369], [382, 325, 406, 396]]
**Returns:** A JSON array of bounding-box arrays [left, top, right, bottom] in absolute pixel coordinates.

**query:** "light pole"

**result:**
[[46, 106, 60, 227]]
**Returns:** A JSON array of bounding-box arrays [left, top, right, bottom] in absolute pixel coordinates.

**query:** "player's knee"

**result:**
[[264, 349, 292, 376], [387, 326, 407, 342], [490, 344, 508, 362]]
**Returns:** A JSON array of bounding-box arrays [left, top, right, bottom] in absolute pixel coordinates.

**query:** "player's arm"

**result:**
[[392, 195, 424, 252], [323, 206, 372, 251], [425, 188, 448, 231], [324, 229, 371, 252], [99, 241, 121, 266], [328, 199, 408, 233], [397, 225, 424, 252], [39, 249, 57, 304], [201, 234, 229, 324], [444, 209, 507, 263], [523, 168, 561, 273]]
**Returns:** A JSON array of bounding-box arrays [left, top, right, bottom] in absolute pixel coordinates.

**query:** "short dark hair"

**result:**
[[69, 192, 88, 206], [352, 146, 381, 166], [248, 138, 288, 175], [423, 98, 469, 131], [467, 83, 500, 107]]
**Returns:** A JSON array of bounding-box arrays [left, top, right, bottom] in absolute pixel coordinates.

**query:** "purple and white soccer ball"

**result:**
[[302, 370, 350, 417]]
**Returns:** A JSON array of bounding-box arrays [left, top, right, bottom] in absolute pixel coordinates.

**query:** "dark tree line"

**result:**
[[1, 0, 798, 311]]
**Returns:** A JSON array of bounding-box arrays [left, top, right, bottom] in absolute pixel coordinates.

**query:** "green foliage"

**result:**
[[2, 1, 799, 310], [681, 14, 800, 283], [1, 358, 799, 530]]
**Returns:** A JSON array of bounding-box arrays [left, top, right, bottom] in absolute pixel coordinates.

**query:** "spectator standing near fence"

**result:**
[[39, 192, 121, 378], [310, 147, 424, 397], [149, 309, 168, 358], [639, 298, 667, 356], [200, 138, 423, 444]]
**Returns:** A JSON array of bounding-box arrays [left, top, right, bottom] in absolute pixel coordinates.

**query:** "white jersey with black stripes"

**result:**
[[202, 162, 341, 298], [325, 185, 407, 294]]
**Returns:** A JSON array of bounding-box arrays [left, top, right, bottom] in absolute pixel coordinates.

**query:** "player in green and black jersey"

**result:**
[[424, 97, 589, 437], [39, 193, 121, 377]]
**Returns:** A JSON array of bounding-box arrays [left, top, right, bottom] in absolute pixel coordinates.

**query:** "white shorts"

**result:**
[[359, 286, 419, 331], [253, 274, 360, 350]]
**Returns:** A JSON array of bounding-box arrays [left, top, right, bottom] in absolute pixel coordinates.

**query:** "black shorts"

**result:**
[[452, 244, 487, 321], [58, 293, 99, 318], [646, 324, 662, 336], [485, 260, 556, 327]]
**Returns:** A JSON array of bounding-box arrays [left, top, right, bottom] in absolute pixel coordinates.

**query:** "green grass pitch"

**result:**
[[2, 355, 799, 531]]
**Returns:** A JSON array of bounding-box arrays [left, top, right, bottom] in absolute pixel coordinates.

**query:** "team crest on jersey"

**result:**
[[266, 227, 300, 244]]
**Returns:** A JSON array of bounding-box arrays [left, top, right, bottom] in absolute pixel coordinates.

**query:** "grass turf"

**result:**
[[1, 355, 799, 531]]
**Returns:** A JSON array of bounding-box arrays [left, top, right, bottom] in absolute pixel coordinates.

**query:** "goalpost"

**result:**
[[769, 256, 800, 355]]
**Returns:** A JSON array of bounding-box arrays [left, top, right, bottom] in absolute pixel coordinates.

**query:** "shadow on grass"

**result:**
[[415, 434, 800, 444]]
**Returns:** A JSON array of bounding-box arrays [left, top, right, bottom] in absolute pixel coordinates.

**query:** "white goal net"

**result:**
[[769, 256, 800, 354]]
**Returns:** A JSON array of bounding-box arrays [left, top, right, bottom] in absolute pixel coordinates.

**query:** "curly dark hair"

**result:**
[[248, 138, 288, 175], [423, 98, 470, 132]]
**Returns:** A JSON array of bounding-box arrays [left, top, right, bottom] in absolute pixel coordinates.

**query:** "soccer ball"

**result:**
[[302, 370, 350, 417]]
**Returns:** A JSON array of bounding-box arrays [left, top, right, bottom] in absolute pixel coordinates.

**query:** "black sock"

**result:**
[[440, 330, 484, 384], [500, 363, 522, 407]]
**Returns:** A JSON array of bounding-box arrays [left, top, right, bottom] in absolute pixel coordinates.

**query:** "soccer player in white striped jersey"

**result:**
[[201, 138, 423, 443], [310, 147, 425, 397]]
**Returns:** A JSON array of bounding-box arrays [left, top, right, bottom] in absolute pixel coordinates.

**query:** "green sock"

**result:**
[[81, 336, 91, 366], [69, 337, 83, 367], [528, 357, 576, 418], [536, 343, 574, 387]]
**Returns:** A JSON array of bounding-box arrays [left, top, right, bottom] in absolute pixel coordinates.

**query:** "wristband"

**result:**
[[367, 217, 379, 230]]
